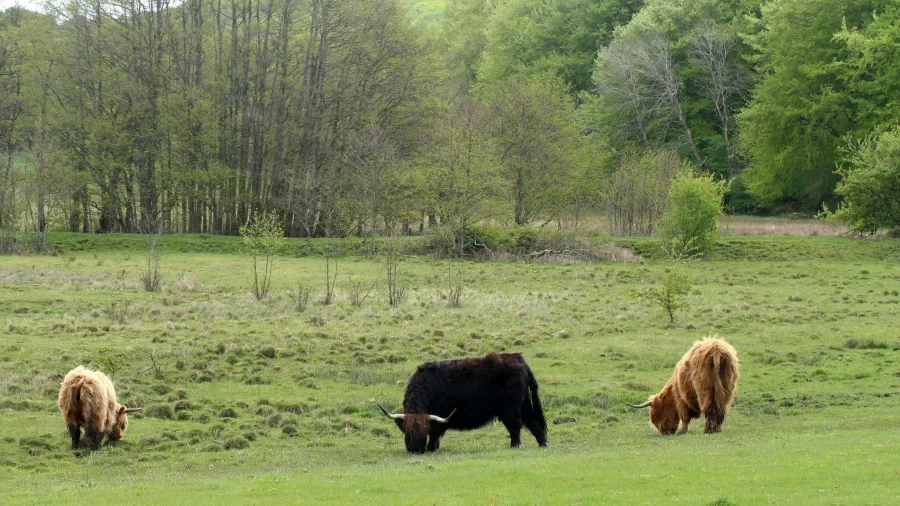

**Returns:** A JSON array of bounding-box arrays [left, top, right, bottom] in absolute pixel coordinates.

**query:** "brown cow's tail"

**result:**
[[711, 348, 737, 412], [75, 377, 97, 425], [525, 363, 547, 432], [61, 377, 86, 424]]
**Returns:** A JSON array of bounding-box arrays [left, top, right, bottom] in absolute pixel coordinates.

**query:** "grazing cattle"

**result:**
[[629, 337, 739, 435], [58, 366, 141, 450], [379, 351, 548, 453]]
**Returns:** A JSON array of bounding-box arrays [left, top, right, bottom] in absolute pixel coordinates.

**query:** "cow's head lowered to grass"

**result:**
[[377, 404, 456, 453]]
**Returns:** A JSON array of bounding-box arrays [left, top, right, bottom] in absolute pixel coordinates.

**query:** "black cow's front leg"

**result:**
[[68, 424, 81, 449], [499, 413, 523, 447], [427, 425, 447, 452]]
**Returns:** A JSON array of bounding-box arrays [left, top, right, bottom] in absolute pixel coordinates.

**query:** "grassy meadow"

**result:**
[[1, 232, 899, 505]]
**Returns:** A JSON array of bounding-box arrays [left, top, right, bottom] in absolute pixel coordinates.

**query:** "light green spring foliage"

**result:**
[[657, 166, 726, 255], [831, 127, 900, 235], [737, 0, 893, 204], [488, 73, 606, 225], [422, 95, 503, 256], [238, 211, 286, 300], [475, 0, 641, 94]]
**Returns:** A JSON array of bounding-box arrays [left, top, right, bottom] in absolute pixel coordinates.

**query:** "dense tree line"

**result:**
[[1, 0, 899, 240]]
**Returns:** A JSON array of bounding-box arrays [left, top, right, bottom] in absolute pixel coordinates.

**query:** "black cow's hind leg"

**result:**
[[521, 402, 547, 447], [68, 424, 81, 449]]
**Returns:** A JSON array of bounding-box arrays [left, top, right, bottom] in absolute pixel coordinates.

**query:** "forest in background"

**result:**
[[1, 0, 899, 240]]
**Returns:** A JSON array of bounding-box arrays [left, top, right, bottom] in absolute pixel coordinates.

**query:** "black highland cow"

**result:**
[[379, 352, 548, 453]]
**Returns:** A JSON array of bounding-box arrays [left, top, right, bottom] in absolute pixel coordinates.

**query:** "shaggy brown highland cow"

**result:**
[[630, 337, 739, 435], [58, 366, 141, 450]]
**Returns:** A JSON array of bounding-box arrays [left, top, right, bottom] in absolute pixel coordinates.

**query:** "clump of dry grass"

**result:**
[[718, 216, 848, 236], [177, 273, 197, 291], [529, 243, 642, 264], [0, 266, 125, 289], [595, 244, 644, 262]]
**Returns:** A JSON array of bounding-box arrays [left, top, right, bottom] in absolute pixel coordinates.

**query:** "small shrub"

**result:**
[[140, 233, 163, 292], [637, 261, 692, 326], [94, 349, 127, 377], [447, 264, 464, 308], [102, 301, 131, 325], [461, 224, 515, 255], [348, 275, 378, 308], [830, 127, 900, 235], [290, 283, 311, 311], [385, 239, 405, 307], [657, 167, 726, 256], [238, 211, 286, 301]]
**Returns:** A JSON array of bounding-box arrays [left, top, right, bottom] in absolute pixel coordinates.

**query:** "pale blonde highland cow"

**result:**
[[58, 366, 141, 450]]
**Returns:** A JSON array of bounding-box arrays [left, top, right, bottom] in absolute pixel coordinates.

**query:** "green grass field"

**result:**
[[2, 233, 899, 504]]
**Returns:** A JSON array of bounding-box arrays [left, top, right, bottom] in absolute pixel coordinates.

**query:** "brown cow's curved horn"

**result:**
[[377, 402, 405, 420], [124, 407, 143, 413], [628, 400, 652, 409], [427, 408, 457, 424]]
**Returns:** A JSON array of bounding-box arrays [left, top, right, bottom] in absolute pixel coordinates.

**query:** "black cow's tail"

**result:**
[[525, 362, 547, 432]]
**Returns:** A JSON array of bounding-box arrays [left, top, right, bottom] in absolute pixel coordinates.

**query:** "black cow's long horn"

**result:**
[[628, 400, 652, 409], [427, 408, 457, 424], [377, 402, 405, 420], [124, 407, 143, 413]]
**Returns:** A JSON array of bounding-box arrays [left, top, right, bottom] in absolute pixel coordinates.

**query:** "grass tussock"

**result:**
[[844, 338, 889, 350]]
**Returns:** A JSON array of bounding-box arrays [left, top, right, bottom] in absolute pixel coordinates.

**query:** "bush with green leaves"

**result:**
[[238, 212, 286, 301], [657, 168, 726, 255], [637, 260, 692, 327], [830, 128, 900, 236]]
